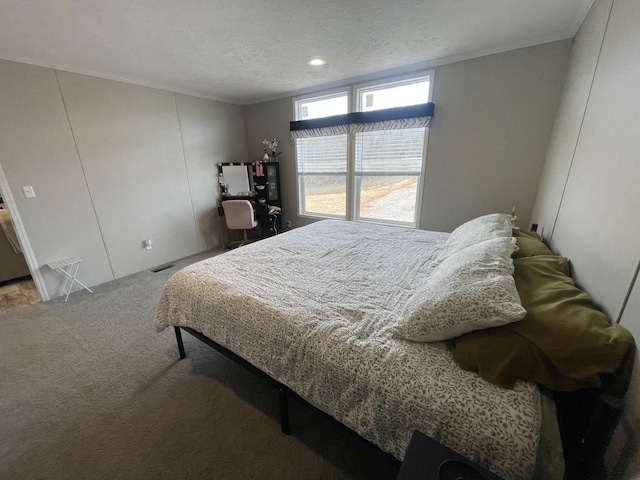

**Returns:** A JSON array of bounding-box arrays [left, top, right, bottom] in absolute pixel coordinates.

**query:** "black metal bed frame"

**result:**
[[173, 325, 625, 480], [175, 326, 291, 435]]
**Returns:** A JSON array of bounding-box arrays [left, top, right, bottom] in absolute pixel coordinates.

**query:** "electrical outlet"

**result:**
[[285, 220, 292, 229], [144, 239, 153, 250]]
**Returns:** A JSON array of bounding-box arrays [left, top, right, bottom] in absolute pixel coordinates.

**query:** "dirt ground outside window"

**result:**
[[306, 177, 417, 223]]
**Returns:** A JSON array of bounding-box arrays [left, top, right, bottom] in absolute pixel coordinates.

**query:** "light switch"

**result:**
[[22, 186, 36, 198]]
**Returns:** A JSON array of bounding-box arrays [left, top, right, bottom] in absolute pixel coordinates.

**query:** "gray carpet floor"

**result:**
[[0, 250, 400, 480]]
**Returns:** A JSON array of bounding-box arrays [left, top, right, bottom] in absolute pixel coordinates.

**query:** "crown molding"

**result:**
[[2, 25, 580, 108], [0, 54, 243, 105]]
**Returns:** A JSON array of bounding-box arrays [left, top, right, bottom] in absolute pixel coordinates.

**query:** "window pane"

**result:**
[[293, 74, 431, 224], [359, 79, 430, 112], [355, 128, 425, 173], [300, 175, 346, 217], [296, 135, 348, 173], [297, 94, 348, 120], [357, 176, 418, 224]]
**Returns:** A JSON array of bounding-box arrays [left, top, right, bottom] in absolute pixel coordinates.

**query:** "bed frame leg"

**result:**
[[279, 386, 291, 435], [174, 326, 186, 359]]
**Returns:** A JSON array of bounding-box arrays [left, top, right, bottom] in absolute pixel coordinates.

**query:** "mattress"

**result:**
[[156, 219, 541, 480]]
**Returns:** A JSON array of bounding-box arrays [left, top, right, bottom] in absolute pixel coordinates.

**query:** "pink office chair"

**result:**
[[222, 200, 258, 248]]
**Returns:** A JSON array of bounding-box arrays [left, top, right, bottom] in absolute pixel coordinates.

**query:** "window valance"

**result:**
[[289, 102, 434, 139]]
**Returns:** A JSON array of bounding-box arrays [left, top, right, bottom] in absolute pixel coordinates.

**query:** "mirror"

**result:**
[[220, 164, 251, 196]]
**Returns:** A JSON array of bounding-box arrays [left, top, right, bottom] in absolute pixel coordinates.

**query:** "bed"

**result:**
[[156, 215, 634, 480]]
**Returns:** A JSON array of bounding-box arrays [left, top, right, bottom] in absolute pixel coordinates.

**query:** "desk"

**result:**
[[217, 199, 281, 248]]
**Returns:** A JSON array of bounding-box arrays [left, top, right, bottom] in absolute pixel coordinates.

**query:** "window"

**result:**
[[293, 75, 432, 227], [295, 92, 348, 218]]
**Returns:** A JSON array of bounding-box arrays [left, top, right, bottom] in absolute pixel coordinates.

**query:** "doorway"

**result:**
[[0, 163, 48, 312]]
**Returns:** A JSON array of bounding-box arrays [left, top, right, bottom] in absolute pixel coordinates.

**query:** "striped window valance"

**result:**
[[290, 102, 434, 139]]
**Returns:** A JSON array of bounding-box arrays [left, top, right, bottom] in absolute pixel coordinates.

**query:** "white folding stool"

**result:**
[[47, 257, 93, 302]]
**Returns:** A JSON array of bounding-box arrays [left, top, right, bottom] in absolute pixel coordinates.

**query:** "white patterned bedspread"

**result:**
[[156, 220, 540, 480]]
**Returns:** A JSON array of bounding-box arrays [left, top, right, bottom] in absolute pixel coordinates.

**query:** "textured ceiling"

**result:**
[[0, 0, 593, 105]]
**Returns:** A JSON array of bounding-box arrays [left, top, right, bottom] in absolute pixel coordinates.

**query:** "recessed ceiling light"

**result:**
[[308, 58, 326, 66]]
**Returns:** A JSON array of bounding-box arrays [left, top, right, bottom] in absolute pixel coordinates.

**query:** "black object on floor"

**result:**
[[397, 430, 503, 480]]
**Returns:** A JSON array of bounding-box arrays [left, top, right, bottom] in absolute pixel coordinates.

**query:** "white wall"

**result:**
[[0, 61, 113, 297], [532, 0, 640, 331], [531, 0, 640, 476], [175, 93, 250, 250], [56, 72, 200, 278], [530, 0, 613, 242], [244, 41, 572, 234], [421, 41, 571, 233], [0, 60, 247, 298], [534, 0, 640, 322]]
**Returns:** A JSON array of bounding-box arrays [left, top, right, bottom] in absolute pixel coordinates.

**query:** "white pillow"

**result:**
[[436, 213, 512, 263], [394, 237, 525, 342]]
